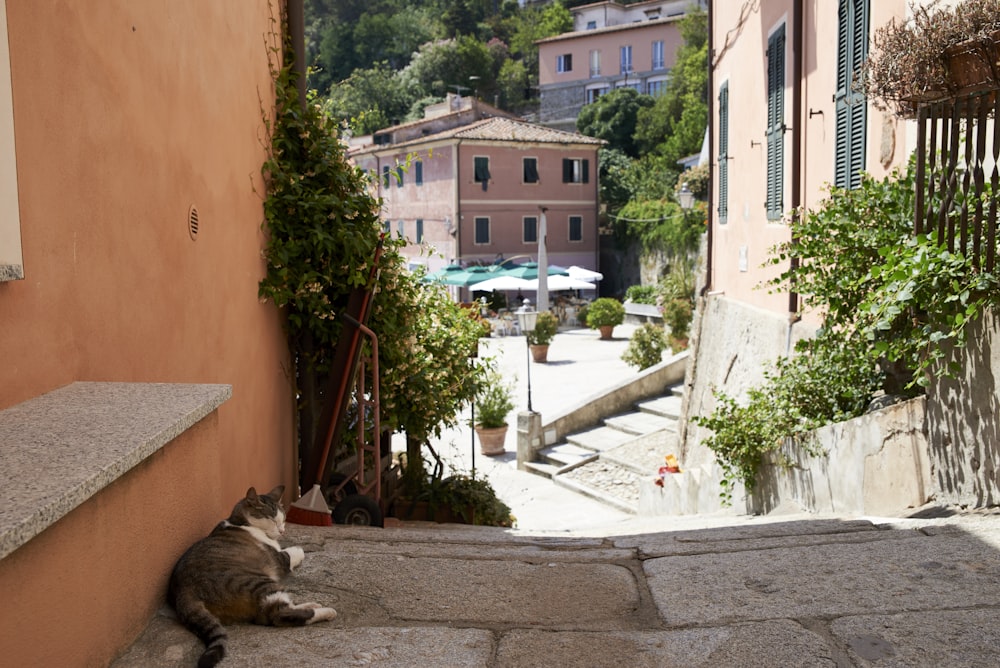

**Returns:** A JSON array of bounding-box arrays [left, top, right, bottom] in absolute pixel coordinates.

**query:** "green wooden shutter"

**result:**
[[835, 0, 869, 190], [582, 159, 589, 184], [766, 25, 786, 220], [718, 81, 730, 223]]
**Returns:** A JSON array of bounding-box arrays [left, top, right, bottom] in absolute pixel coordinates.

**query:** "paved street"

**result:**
[[117, 511, 1000, 667]]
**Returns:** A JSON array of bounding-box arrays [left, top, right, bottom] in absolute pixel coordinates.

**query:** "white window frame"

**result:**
[[620, 45, 633, 74], [652, 40, 665, 70], [589, 49, 601, 78], [557, 53, 573, 73], [2, 0, 23, 282]]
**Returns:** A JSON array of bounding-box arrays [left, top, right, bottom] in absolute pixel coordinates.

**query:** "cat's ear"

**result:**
[[246, 487, 259, 501], [266, 485, 285, 501]]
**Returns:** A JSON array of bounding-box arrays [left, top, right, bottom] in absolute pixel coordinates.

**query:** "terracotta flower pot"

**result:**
[[599, 325, 614, 340], [530, 344, 549, 363], [475, 424, 508, 456]]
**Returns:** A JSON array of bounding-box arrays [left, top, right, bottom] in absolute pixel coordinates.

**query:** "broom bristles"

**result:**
[[287, 484, 333, 526]]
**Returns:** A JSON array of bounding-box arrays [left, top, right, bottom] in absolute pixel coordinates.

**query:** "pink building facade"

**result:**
[[352, 112, 604, 276], [537, 0, 705, 130]]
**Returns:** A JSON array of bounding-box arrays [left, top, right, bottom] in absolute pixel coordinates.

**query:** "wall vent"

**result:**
[[187, 205, 200, 240]]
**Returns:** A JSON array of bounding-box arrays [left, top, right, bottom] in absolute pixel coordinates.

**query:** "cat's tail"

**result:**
[[172, 591, 227, 668]]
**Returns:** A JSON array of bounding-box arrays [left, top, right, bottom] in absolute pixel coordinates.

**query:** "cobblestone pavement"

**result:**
[[563, 460, 642, 506]]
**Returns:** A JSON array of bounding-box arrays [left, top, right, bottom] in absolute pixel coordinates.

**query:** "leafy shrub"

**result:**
[[622, 323, 670, 370], [474, 370, 515, 428], [527, 310, 558, 346], [625, 284, 658, 304], [586, 297, 625, 328]]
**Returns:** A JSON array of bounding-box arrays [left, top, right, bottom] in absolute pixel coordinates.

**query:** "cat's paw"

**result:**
[[307, 606, 337, 623], [284, 546, 305, 569]]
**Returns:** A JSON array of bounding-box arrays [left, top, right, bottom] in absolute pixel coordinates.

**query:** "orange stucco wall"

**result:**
[[0, 1, 295, 663], [0, 415, 223, 666]]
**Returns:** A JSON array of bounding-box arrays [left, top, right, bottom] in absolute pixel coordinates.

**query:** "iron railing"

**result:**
[[915, 90, 999, 272]]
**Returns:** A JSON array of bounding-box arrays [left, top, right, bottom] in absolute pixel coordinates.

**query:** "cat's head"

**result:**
[[229, 485, 286, 539]]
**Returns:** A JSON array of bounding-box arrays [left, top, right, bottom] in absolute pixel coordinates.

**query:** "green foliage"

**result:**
[[527, 311, 559, 346], [625, 284, 658, 305], [621, 323, 669, 371], [586, 298, 625, 328], [576, 87, 654, 158], [657, 260, 696, 351], [410, 473, 514, 527], [598, 148, 635, 214], [258, 19, 487, 481], [615, 199, 703, 257], [634, 9, 708, 165], [474, 369, 515, 428], [403, 35, 497, 99], [322, 62, 417, 131]]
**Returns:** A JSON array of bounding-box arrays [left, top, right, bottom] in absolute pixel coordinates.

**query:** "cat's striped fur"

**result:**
[[168, 486, 336, 667]]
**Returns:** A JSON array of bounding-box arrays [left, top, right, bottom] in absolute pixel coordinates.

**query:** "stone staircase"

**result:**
[[524, 385, 689, 514]]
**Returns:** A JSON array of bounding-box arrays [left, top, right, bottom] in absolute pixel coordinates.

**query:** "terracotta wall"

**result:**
[[0, 1, 294, 663], [0, 1, 293, 492]]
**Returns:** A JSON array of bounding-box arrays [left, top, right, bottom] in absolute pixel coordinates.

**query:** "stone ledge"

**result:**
[[0, 382, 232, 560]]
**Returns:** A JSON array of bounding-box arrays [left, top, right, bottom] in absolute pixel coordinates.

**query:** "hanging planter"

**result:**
[[861, 1, 1000, 117]]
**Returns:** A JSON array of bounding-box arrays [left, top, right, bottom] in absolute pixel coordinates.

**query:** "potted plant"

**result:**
[[586, 297, 625, 340], [473, 370, 515, 455], [526, 311, 558, 362]]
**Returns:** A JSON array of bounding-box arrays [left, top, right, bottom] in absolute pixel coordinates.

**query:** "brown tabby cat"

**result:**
[[168, 485, 337, 668]]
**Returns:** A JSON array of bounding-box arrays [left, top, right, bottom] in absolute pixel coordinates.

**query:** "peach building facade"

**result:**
[[0, 2, 295, 664], [708, 0, 910, 319]]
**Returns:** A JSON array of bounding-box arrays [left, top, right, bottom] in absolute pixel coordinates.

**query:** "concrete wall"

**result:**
[[926, 309, 1000, 507], [752, 398, 932, 516], [0, 2, 292, 663], [540, 351, 688, 452]]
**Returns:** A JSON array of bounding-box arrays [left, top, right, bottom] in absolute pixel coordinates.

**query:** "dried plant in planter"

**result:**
[[859, 0, 1000, 117]]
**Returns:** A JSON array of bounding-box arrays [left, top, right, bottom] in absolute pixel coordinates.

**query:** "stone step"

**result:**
[[539, 442, 599, 469], [636, 394, 682, 419], [565, 425, 636, 452], [523, 461, 560, 479], [604, 411, 676, 436], [556, 459, 641, 514]]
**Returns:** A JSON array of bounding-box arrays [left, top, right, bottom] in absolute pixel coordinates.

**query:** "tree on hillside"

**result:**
[[635, 10, 708, 165], [577, 87, 654, 158], [402, 36, 498, 99], [324, 62, 419, 133]]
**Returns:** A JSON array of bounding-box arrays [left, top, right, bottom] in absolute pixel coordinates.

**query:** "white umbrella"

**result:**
[[544, 274, 598, 291], [567, 265, 603, 282], [470, 275, 534, 292], [515, 275, 597, 292]]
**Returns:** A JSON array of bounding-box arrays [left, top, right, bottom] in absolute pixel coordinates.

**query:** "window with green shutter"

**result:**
[[835, 0, 869, 190], [718, 80, 730, 224], [766, 25, 785, 220]]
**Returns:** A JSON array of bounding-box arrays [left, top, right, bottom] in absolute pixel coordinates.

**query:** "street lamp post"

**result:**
[[516, 299, 538, 412], [678, 181, 695, 211]]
